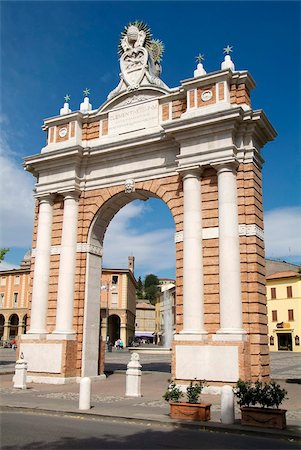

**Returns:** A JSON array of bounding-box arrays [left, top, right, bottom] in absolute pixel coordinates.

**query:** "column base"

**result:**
[[19, 335, 78, 381], [212, 329, 247, 342], [47, 333, 76, 341], [173, 340, 251, 383], [21, 333, 47, 340], [174, 331, 208, 342]]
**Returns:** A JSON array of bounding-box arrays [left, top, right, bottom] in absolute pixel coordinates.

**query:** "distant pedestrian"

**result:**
[[119, 339, 124, 350]]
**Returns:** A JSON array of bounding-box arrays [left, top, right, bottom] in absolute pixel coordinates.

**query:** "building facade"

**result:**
[[155, 282, 176, 346], [267, 270, 301, 352], [0, 253, 30, 343], [135, 300, 156, 343], [100, 260, 137, 347], [0, 254, 136, 348]]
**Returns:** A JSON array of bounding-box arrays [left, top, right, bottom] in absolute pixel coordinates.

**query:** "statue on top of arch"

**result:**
[[107, 21, 170, 100]]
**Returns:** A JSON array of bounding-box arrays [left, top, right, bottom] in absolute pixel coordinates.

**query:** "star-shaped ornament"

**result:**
[[196, 53, 205, 63], [64, 94, 71, 102], [83, 88, 91, 97], [223, 45, 233, 54]]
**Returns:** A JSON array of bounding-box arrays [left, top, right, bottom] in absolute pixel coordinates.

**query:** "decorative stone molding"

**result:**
[[32, 243, 103, 257], [174, 231, 183, 243], [239, 224, 264, 240], [174, 225, 264, 243], [50, 246, 61, 255], [202, 228, 219, 240], [76, 243, 103, 256]]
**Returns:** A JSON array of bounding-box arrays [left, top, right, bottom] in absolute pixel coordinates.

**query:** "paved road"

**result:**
[[1, 348, 301, 379], [2, 410, 300, 450]]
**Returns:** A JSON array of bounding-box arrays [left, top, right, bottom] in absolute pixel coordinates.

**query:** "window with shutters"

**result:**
[[272, 310, 277, 321], [288, 309, 294, 321], [287, 286, 293, 298], [271, 288, 276, 299]]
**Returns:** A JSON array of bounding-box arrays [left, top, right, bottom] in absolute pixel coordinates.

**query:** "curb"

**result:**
[[1, 405, 300, 442]]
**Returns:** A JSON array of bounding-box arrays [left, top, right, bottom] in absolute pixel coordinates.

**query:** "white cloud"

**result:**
[[264, 206, 301, 262], [0, 261, 20, 270], [103, 201, 176, 276], [0, 133, 35, 248]]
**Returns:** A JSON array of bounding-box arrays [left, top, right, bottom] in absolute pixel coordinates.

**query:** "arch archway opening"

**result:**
[[23, 314, 28, 334], [108, 314, 121, 345], [82, 189, 176, 377], [0, 314, 5, 340], [8, 314, 19, 339]]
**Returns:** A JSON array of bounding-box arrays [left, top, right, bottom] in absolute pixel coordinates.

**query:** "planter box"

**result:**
[[241, 407, 287, 429], [170, 402, 211, 421]]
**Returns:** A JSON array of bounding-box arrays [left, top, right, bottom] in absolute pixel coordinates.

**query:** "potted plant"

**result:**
[[234, 379, 288, 429], [163, 379, 211, 421]]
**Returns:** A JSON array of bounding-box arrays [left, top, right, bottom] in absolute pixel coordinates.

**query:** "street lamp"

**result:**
[[101, 282, 117, 344]]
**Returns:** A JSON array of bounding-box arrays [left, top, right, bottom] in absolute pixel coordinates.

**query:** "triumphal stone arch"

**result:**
[[20, 22, 276, 385]]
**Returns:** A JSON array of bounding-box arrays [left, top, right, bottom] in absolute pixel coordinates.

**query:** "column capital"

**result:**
[[212, 160, 239, 175], [34, 193, 55, 205], [61, 190, 81, 201], [177, 165, 203, 179]]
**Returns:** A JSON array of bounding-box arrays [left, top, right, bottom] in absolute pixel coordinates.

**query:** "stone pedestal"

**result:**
[[125, 353, 142, 397], [13, 359, 27, 389]]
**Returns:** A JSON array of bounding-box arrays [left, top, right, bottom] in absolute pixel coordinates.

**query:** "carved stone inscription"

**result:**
[[108, 100, 159, 135]]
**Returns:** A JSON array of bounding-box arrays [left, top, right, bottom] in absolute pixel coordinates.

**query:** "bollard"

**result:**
[[125, 352, 142, 397], [221, 385, 235, 424], [79, 377, 91, 410], [13, 355, 27, 389]]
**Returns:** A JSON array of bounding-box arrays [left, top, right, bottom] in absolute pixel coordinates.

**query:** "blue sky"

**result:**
[[0, 1, 300, 278]]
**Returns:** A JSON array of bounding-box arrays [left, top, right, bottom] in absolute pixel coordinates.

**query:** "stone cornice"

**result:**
[[162, 106, 244, 137]]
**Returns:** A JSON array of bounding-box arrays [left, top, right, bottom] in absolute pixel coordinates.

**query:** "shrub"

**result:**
[[163, 381, 183, 403], [234, 379, 287, 409], [186, 380, 206, 404]]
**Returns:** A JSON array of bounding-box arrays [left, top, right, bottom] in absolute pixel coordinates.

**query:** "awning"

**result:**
[[135, 332, 155, 337]]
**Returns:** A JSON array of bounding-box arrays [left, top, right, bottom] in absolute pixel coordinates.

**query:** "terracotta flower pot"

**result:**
[[170, 402, 211, 421], [241, 407, 287, 429]]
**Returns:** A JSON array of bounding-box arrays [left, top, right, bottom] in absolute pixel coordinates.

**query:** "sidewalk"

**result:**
[[1, 369, 300, 441]]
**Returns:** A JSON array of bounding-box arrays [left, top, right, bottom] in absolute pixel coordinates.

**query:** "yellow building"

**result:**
[[0, 253, 137, 348], [267, 270, 301, 352], [100, 259, 137, 347], [135, 300, 156, 343], [0, 252, 31, 344]]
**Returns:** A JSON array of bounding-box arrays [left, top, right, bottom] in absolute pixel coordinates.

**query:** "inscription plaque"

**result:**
[[108, 100, 159, 135]]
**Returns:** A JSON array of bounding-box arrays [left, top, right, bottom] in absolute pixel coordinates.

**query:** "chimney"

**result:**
[[128, 256, 135, 273]]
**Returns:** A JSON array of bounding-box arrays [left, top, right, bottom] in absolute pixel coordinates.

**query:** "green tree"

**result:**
[[144, 274, 159, 288], [144, 274, 160, 305], [136, 276, 144, 299], [0, 248, 10, 263]]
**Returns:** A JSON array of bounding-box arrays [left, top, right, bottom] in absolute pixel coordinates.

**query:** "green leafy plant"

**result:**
[[163, 380, 183, 403], [234, 379, 287, 409], [186, 380, 206, 404]]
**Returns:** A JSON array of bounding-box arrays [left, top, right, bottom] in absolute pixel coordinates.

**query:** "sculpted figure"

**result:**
[[107, 22, 169, 99]]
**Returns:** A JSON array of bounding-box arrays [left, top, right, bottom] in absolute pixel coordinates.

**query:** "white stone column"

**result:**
[[177, 168, 207, 339], [52, 191, 80, 336], [213, 163, 246, 341], [28, 195, 53, 335]]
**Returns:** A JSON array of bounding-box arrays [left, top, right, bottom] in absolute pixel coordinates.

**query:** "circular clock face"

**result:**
[[201, 90, 213, 102], [59, 127, 68, 138]]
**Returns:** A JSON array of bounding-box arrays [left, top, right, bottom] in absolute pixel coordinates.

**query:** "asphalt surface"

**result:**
[[0, 348, 300, 446], [2, 410, 300, 450]]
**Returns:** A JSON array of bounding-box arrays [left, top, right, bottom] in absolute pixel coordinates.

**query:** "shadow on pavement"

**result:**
[[104, 362, 171, 374]]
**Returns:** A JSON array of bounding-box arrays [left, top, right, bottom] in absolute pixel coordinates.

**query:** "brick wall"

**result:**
[[29, 163, 267, 379]]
